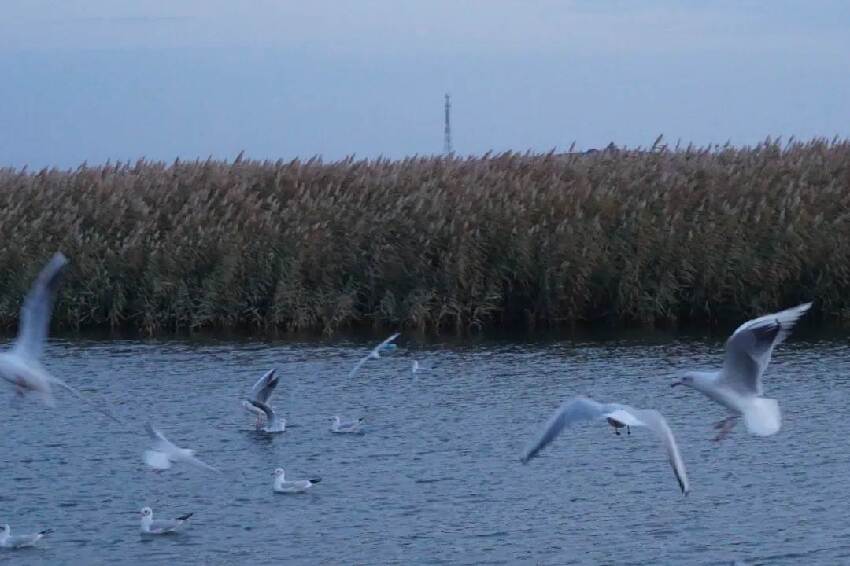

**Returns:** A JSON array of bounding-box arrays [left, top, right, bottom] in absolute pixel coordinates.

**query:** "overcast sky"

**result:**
[[1, 1, 849, 168]]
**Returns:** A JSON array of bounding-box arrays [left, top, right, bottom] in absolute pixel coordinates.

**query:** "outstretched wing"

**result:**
[[248, 369, 278, 404], [12, 253, 69, 360], [348, 333, 401, 378], [184, 453, 221, 473], [520, 397, 607, 463], [620, 407, 690, 495], [49, 376, 121, 423], [721, 302, 812, 395], [145, 423, 179, 453]]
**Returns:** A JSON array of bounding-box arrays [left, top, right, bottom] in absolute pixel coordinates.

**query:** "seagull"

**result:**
[[0, 253, 119, 422], [347, 333, 400, 379], [246, 399, 286, 433], [0, 524, 53, 549], [272, 468, 321, 493], [521, 397, 690, 495], [143, 424, 220, 473], [331, 415, 364, 434], [671, 302, 812, 441], [241, 369, 279, 429], [139, 507, 193, 535]]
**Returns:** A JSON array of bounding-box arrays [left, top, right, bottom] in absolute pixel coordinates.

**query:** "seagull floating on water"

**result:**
[[671, 302, 812, 441], [331, 415, 364, 434], [247, 399, 286, 433], [0, 253, 120, 422], [139, 507, 193, 535], [521, 397, 690, 495], [273, 468, 321, 493], [143, 424, 220, 473], [347, 333, 400, 379], [241, 369, 279, 429], [0, 524, 53, 549]]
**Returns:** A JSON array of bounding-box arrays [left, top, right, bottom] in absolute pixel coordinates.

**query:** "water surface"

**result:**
[[2, 332, 850, 565]]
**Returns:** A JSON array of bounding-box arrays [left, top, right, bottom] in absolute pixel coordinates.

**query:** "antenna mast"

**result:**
[[443, 93, 453, 155]]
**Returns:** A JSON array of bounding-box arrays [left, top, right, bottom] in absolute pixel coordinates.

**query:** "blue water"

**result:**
[[2, 333, 849, 565]]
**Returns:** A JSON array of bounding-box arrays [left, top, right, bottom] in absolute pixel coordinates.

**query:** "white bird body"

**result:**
[[272, 468, 320, 494], [0, 253, 120, 422], [0, 253, 68, 404], [139, 507, 193, 535], [143, 424, 220, 473], [0, 524, 52, 549], [247, 399, 286, 433], [521, 397, 690, 495], [331, 415, 363, 434], [242, 369, 279, 428], [672, 302, 812, 439]]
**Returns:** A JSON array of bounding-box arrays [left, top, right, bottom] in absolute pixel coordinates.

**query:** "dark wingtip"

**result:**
[[39, 529, 54, 536], [310, 478, 322, 484], [177, 513, 193, 521]]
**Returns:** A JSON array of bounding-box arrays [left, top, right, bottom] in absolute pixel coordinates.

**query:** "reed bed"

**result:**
[[1, 139, 848, 335]]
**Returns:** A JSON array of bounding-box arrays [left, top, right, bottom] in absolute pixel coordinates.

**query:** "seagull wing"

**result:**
[[349, 333, 401, 378], [248, 369, 278, 404], [617, 407, 690, 495], [49, 376, 121, 423], [12, 253, 68, 361], [720, 302, 812, 395], [520, 397, 609, 463]]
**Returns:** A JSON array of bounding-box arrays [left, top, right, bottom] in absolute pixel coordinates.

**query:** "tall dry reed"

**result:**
[[1, 139, 848, 335]]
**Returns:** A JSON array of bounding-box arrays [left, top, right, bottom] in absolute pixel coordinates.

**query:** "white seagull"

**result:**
[[331, 415, 364, 434], [347, 333, 400, 379], [241, 369, 279, 429], [0, 253, 119, 422], [671, 302, 812, 440], [521, 397, 690, 495], [139, 507, 193, 535], [0, 524, 53, 549], [272, 468, 321, 493], [246, 399, 286, 433], [143, 424, 220, 473]]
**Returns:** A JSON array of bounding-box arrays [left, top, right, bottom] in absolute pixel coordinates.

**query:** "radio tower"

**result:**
[[443, 93, 453, 155]]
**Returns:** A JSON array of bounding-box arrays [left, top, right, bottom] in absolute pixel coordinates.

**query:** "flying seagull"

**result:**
[[671, 302, 812, 440], [139, 507, 193, 535], [241, 369, 279, 429], [347, 333, 400, 379], [143, 424, 220, 473], [0, 253, 120, 422], [521, 397, 690, 495]]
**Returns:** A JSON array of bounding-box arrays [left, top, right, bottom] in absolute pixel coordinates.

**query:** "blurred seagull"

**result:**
[[0, 524, 53, 549], [246, 399, 286, 433], [139, 507, 193, 535], [521, 397, 689, 495], [347, 333, 400, 379], [331, 415, 364, 434], [0, 253, 120, 422], [143, 424, 220, 473], [241, 369, 279, 429], [272, 468, 321, 493], [671, 302, 812, 440]]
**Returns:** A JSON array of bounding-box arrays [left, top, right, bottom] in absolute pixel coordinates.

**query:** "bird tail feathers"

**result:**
[[743, 397, 781, 436]]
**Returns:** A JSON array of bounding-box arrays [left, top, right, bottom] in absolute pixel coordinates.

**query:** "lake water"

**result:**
[[1, 331, 849, 565]]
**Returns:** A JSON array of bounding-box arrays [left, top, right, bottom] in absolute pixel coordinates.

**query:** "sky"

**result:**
[[1, 1, 849, 168]]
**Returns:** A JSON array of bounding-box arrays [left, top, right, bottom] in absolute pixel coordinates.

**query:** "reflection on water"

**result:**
[[1, 331, 850, 565]]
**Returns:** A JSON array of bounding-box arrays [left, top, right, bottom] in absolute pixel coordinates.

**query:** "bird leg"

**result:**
[[607, 417, 624, 436], [627, 426, 631, 435], [712, 415, 739, 442]]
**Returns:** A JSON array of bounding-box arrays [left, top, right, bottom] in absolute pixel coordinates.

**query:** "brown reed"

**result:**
[[0, 138, 847, 335]]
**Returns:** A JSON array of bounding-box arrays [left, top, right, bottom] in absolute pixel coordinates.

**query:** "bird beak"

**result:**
[[670, 380, 683, 388]]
